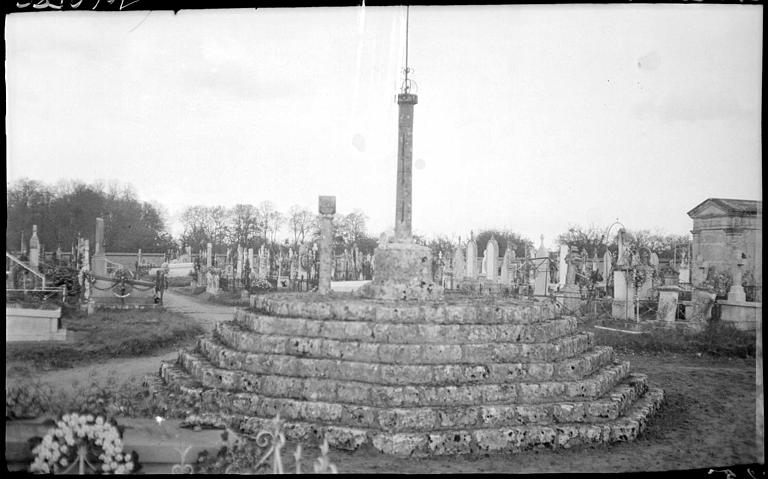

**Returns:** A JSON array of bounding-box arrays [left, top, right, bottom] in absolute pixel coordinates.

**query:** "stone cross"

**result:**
[[318, 195, 336, 295]]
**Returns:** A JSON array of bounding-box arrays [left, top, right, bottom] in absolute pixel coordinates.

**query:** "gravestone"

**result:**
[[656, 285, 680, 322], [557, 247, 582, 312], [465, 234, 478, 279], [29, 225, 40, 270], [678, 249, 690, 284], [558, 244, 569, 288], [499, 248, 511, 286], [484, 236, 498, 282], [603, 250, 612, 287], [206, 243, 212, 268], [533, 235, 549, 296], [452, 243, 465, 288]]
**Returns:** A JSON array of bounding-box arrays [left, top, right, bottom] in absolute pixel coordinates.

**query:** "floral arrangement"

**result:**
[[29, 413, 139, 474], [252, 278, 272, 291]]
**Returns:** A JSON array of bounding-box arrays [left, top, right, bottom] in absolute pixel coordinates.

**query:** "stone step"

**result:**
[[196, 335, 615, 384], [169, 351, 630, 407], [163, 386, 665, 456], [215, 321, 596, 364], [161, 361, 647, 432], [250, 294, 559, 324], [233, 310, 577, 344]]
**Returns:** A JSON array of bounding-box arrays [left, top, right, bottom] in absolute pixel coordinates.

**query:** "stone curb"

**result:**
[[173, 387, 664, 456], [160, 362, 649, 432], [250, 295, 559, 324], [196, 335, 615, 384], [215, 321, 596, 364], [234, 310, 576, 344], [167, 352, 631, 407]]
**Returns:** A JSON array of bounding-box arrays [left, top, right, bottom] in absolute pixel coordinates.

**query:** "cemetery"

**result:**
[[4, 5, 761, 475]]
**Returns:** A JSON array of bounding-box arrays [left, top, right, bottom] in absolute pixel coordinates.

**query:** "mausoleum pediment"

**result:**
[[687, 198, 761, 219]]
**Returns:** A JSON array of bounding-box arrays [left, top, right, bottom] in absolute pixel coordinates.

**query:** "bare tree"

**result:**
[[287, 205, 316, 246]]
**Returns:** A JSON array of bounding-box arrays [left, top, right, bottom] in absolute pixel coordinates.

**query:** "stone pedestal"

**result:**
[[359, 242, 443, 301], [656, 285, 681, 322], [727, 285, 747, 303], [611, 270, 636, 320], [556, 285, 581, 314], [718, 300, 761, 331]]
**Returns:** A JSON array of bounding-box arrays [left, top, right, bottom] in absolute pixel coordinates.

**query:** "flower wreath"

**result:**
[[30, 413, 139, 474]]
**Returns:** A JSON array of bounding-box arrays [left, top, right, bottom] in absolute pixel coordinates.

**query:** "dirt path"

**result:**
[[6, 291, 233, 393]]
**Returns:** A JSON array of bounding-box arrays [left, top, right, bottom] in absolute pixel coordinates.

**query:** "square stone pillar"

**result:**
[[318, 196, 335, 295]]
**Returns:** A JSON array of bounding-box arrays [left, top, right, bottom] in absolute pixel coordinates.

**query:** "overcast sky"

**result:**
[[5, 5, 762, 249]]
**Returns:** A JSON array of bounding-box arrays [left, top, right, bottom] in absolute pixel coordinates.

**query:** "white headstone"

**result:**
[[452, 244, 465, 284], [485, 236, 499, 281]]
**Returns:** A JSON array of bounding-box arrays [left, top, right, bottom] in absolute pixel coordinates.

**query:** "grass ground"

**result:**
[[5, 308, 204, 373]]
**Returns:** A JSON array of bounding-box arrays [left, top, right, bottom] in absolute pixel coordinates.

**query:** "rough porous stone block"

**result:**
[[372, 432, 428, 456]]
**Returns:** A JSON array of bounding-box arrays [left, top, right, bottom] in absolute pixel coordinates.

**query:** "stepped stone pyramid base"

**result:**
[[160, 293, 663, 456]]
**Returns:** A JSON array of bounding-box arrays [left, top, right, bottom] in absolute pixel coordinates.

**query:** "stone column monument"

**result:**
[[206, 243, 213, 268], [318, 196, 335, 295], [358, 68, 442, 301]]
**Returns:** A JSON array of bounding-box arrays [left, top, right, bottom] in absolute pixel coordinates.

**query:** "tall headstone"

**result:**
[[616, 229, 628, 267], [93, 218, 107, 276], [603, 250, 613, 286], [206, 243, 213, 268], [534, 235, 549, 296], [452, 243, 465, 287], [318, 196, 335, 295], [258, 245, 268, 280], [500, 248, 511, 285], [29, 225, 40, 270], [484, 236, 499, 282], [559, 245, 569, 288], [357, 39, 442, 301], [466, 234, 478, 279]]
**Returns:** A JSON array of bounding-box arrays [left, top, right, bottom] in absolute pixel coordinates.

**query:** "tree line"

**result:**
[[178, 203, 378, 257], [7, 179, 691, 263], [6, 179, 175, 255]]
